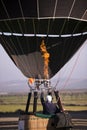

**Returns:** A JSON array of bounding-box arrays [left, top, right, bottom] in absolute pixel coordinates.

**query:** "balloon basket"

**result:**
[[18, 114, 55, 130], [18, 113, 73, 130]]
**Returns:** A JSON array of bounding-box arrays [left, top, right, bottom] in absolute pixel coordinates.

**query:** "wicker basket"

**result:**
[[19, 114, 72, 130], [19, 114, 55, 130]]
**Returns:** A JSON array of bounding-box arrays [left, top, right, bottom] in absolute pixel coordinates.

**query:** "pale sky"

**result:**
[[0, 40, 87, 83], [0, 44, 26, 82], [53, 40, 87, 80]]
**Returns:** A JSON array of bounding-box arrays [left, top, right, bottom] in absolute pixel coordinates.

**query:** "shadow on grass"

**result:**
[[0, 109, 25, 117], [68, 110, 87, 119], [0, 109, 87, 118]]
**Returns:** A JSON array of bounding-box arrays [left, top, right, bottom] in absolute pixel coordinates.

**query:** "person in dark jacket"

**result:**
[[40, 91, 61, 115]]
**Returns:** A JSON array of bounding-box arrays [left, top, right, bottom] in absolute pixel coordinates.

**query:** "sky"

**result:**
[[0, 44, 27, 82], [0, 40, 87, 90]]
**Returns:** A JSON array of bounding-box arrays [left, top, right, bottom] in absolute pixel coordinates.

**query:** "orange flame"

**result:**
[[28, 78, 35, 85], [40, 40, 50, 79]]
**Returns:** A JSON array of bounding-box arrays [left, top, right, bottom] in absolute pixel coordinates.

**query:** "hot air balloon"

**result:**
[[0, 0, 87, 130], [0, 0, 87, 79]]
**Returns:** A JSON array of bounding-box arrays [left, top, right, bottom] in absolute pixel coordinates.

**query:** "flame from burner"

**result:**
[[28, 78, 35, 85], [40, 40, 50, 79]]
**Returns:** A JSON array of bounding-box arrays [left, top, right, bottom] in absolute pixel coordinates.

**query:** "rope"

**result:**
[[0, 0, 33, 77], [60, 1, 87, 89], [18, 0, 24, 20], [68, 0, 76, 18], [53, 0, 71, 89], [61, 41, 86, 90], [32, 18, 43, 77], [82, 10, 87, 20], [53, 0, 87, 89], [53, 0, 58, 19], [18, 0, 34, 76], [1, 0, 9, 19], [18, 3, 34, 76], [37, 0, 39, 18]]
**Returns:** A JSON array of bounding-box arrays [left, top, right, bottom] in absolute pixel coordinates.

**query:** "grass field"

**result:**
[[0, 91, 87, 112]]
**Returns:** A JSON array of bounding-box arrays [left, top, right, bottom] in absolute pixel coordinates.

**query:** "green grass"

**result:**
[[0, 105, 26, 112], [0, 92, 87, 112], [64, 105, 87, 111]]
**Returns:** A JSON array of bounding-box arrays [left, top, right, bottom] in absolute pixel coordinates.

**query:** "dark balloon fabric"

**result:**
[[0, 0, 87, 78], [0, 35, 87, 78], [0, 0, 87, 20], [0, 18, 87, 34]]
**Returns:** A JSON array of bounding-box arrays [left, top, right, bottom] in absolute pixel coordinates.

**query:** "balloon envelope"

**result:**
[[0, 0, 87, 78]]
